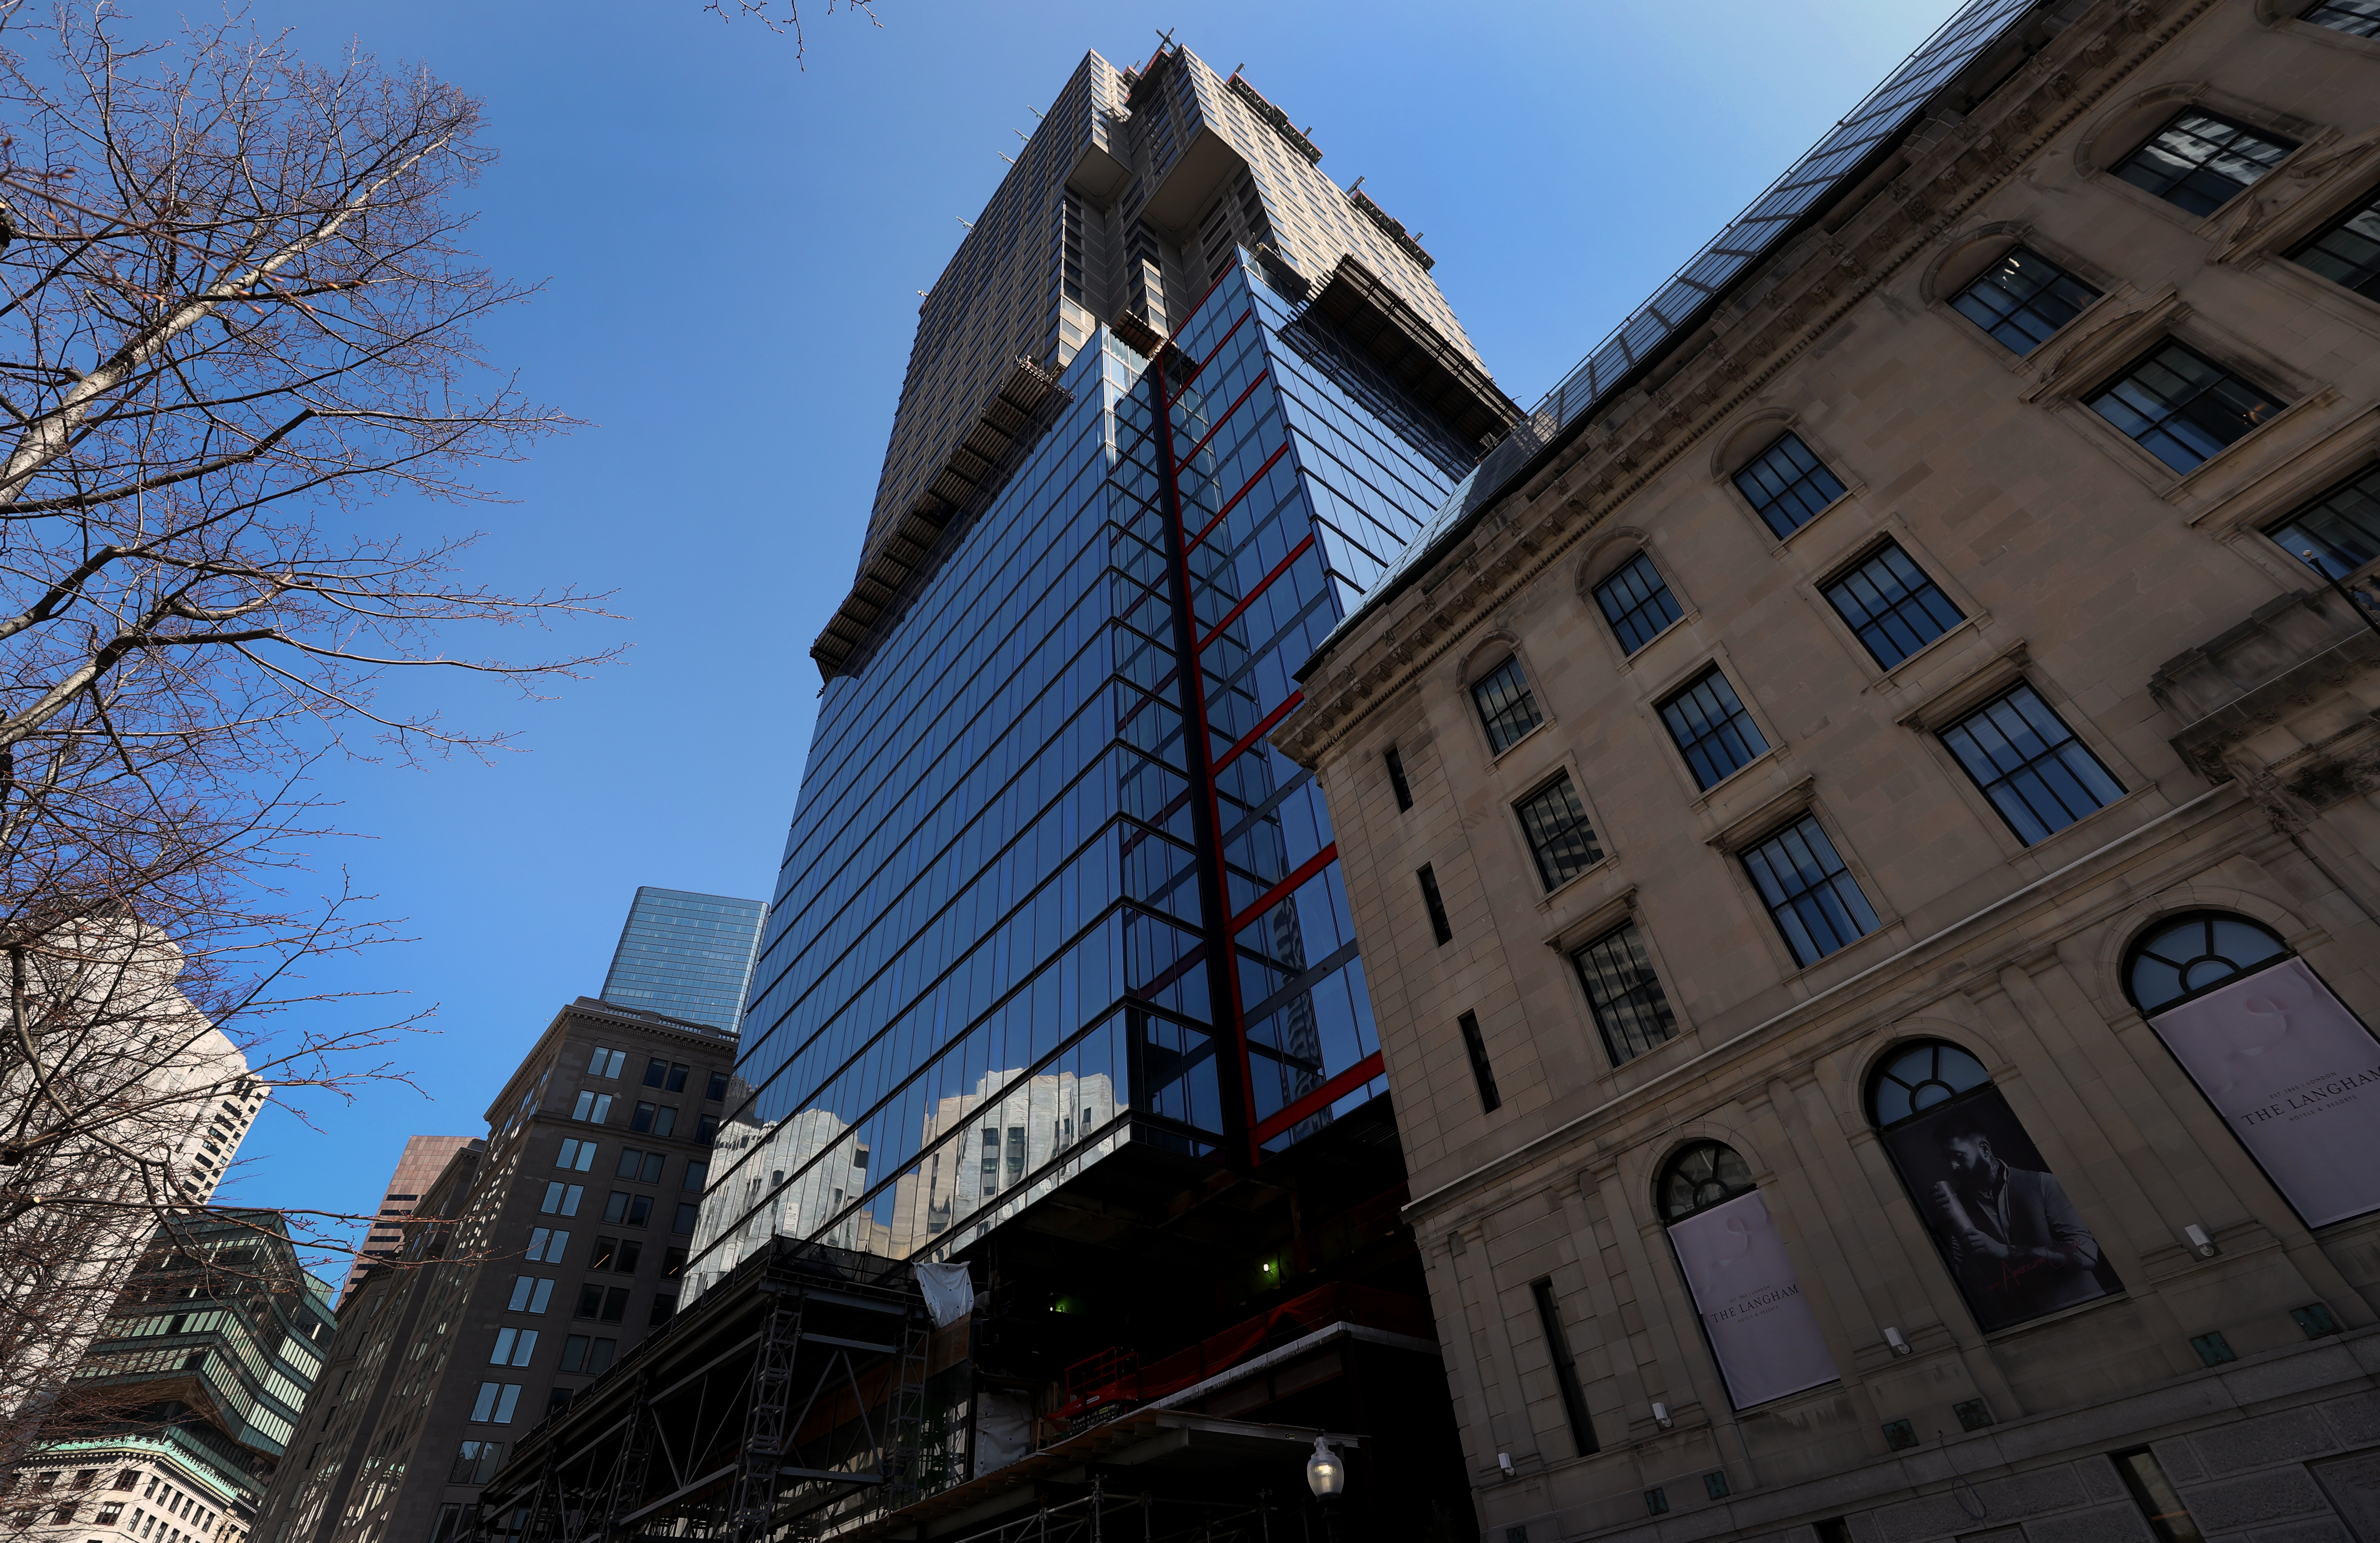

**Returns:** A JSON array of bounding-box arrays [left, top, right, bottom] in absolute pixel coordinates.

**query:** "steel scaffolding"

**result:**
[[475, 1239, 930, 1543]]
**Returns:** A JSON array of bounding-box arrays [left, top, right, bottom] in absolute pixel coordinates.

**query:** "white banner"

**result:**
[[2148, 957, 2380, 1228], [1666, 1189, 1838, 1409]]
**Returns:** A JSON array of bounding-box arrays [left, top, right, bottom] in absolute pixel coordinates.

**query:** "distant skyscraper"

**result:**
[[337, 1133, 476, 1300], [597, 887, 765, 1031]]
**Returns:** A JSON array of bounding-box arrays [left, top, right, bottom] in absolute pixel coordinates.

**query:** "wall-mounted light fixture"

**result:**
[[2185, 1224, 2219, 1259], [1498, 1453, 1516, 1479], [1652, 1402, 1674, 1430], [1884, 1326, 1912, 1357]]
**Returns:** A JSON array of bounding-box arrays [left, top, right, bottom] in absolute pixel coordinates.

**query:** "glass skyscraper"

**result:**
[[598, 886, 766, 1032], [692, 42, 1512, 1289]]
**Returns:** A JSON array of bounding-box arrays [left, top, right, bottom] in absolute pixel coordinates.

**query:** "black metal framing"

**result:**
[[473, 1238, 930, 1543]]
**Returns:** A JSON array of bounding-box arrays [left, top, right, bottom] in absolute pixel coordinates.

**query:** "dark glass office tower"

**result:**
[[698, 44, 1516, 1287], [598, 886, 765, 1032]]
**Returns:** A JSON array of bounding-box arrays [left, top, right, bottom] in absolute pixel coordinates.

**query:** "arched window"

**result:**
[[1866, 1038, 2119, 1332], [2124, 911, 2288, 1013], [1656, 1139, 1838, 1408], [2129, 909, 2380, 1228], [1657, 1141, 1754, 1221], [1867, 1041, 1991, 1130]]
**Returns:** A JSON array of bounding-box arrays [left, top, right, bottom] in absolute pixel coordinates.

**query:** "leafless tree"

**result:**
[[0, 0, 607, 1473], [705, 0, 880, 67]]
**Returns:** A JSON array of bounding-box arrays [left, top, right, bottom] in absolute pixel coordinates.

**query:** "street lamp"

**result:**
[[1307, 1435, 1346, 1543]]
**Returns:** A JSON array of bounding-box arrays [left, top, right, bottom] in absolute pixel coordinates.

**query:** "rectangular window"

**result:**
[[1659, 668, 1769, 789], [539, 1182, 583, 1217], [546, 1386, 574, 1416], [2113, 1449, 2206, 1543], [431, 1504, 479, 1543], [1457, 1011, 1501, 1114], [1384, 746, 1415, 811], [558, 1334, 591, 1374], [1941, 686, 2124, 844], [2266, 463, 2380, 578], [526, 1228, 568, 1264], [489, 1328, 537, 1366], [1732, 432, 1846, 538], [1591, 552, 1683, 653], [1417, 864, 1454, 946], [1743, 815, 1880, 967], [585, 1047, 624, 1078], [705, 1071, 730, 1102], [697, 1114, 720, 1144], [1570, 923, 1681, 1068], [666, 1063, 689, 1093], [2090, 341, 2285, 473], [2290, 186, 2380, 300], [663, 1247, 689, 1278], [1514, 773, 1605, 890], [2303, 0, 2380, 31], [1531, 1280, 1598, 1457], [683, 1160, 709, 1193], [644, 1057, 669, 1088], [507, 1276, 554, 1314], [1823, 543, 1966, 667], [571, 1091, 613, 1124], [2115, 111, 2297, 215], [575, 1284, 605, 1319], [601, 1286, 630, 1324], [469, 1382, 522, 1424], [650, 1294, 679, 1326], [555, 1139, 596, 1172], [1950, 247, 2102, 354], [674, 1203, 700, 1235], [615, 1148, 665, 1183], [603, 1192, 653, 1227], [1470, 657, 1544, 754], [631, 1102, 655, 1133], [588, 1235, 618, 1272]]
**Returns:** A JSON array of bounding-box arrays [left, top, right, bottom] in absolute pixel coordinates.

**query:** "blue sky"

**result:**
[[204, 0, 1967, 1258]]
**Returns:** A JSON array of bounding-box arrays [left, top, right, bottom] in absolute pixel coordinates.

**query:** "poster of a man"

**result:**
[[1882, 1088, 2122, 1332]]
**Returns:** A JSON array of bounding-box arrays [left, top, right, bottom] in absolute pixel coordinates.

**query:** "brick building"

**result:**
[[1277, 1, 2380, 1542]]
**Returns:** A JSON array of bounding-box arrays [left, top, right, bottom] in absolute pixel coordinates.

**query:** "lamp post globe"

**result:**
[[1307, 1435, 1346, 1542]]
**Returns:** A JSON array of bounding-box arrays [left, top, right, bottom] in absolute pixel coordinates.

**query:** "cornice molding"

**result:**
[[1277, 0, 2216, 770]]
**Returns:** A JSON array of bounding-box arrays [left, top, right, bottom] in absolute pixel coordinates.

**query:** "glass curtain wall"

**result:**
[[693, 258, 1460, 1289]]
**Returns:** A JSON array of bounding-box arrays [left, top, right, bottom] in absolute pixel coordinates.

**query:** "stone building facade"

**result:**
[[1275, 2, 2380, 1543]]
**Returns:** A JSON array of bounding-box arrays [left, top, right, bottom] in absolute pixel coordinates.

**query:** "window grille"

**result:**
[[2114, 111, 2296, 216], [1570, 923, 1680, 1067], [2088, 342, 2284, 472], [1743, 815, 1879, 967], [1824, 543, 1964, 667], [1941, 686, 2124, 844], [2268, 465, 2380, 578], [1384, 746, 1414, 810], [2291, 187, 2380, 301], [1471, 657, 1544, 753], [1531, 1281, 1598, 1456], [1659, 668, 1769, 789], [1592, 552, 1683, 653], [1949, 248, 2101, 353], [1514, 774, 1604, 890], [1417, 865, 1453, 946], [1732, 432, 1846, 538], [1457, 1011, 1500, 1113]]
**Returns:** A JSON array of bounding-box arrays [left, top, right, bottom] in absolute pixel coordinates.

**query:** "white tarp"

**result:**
[[1666, 1189, 1839, 1409], [2148, 957, 2380, 1228], [914, 1261, 975, 1328]]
